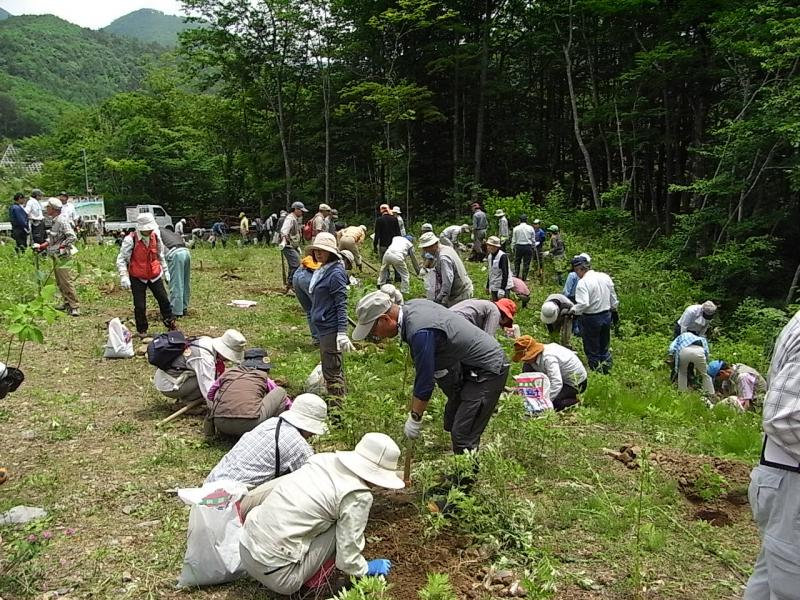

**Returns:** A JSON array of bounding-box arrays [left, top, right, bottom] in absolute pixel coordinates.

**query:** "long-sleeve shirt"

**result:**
[[116, 231, 170, 283], [241, 453, 372, 577], [9, 203, 28, 231], [668, 332, 709, 375], [511, 223, 535, 246], [240, 216, 249, 233], [440, 225, 465, 243], [45, 214, 76, 256], [310, 262, 349, 336], [61, 202, 77, 225], [498, 216, 509, 238], [175, 221, 185, 235], [338, 226, 365, 244], [435, 246, 471, 305], [154, 336, 218, 400], [311, 213, 328, 238], [473, 210, 488, 230], [384, 236, 420, 273], [280, 213, 301, 248], [205, 417, 313, 487], [525, 343, 587, 400], [532, 227, 546, 246], [408, 328, 441, 400], [762, 310, 800, 464], [373, 214, 400, 249], [450, 299, 502, 336], [563, 272, 579, 300], [677, 304, 712, 336], [550, 236, 565, 257], [573, 270, 619, 315]]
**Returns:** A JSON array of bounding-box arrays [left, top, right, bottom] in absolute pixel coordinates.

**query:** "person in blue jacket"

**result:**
[[9, 192, 29, 255], [309, 232, 356, 402]]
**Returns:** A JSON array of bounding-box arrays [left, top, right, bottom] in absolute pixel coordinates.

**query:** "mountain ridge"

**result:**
[[102, 8, 199, 46]]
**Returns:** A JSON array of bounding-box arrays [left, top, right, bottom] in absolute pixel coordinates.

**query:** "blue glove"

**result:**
[[366, 558, 392, 577]]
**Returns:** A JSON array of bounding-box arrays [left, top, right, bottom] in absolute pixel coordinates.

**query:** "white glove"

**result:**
[[164, 271, 171, 284], [336, 333, 355, 352], [379, 284, 404, 305], [120, 277, 131, 290], [497, 289, 505, 299], [404, 413, 423, 439]]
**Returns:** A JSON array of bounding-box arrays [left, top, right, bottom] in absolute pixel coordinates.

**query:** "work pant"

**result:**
[[211, 234, 227, 248], [166, 248, 191, 316], [161, 373, 203, 403], [514, 244, 533, 280], [580, 311, 612, 373], [553, 379, 587, 411], [319, 332, 346, 399], [379, 252, 410, 293], [12, 228, 27, 254], [130, 277, 174, 335], [338, 237, 361, 269], [240, 526, 337, 595], [744, 465, 800, 600], [292, 269, 318, 342], [283, 246, 301, 287], [53, 257, 79, 309], [676, 345, 715, 395], [438, 364, 510, 455], [376, 244, 399, 282], [213, 387, 287, 437], [473, 229, 487, 255], [30, 220, 45, 244]]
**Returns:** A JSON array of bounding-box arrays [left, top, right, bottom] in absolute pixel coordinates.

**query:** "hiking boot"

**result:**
[[164, 318, 177, 331], [55, 303, 68, 312], [69, 307, 80, 317]]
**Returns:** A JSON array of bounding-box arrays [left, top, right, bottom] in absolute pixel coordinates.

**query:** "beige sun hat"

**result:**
[[486, 236, 502, 247], [336, 432, 405, 490], [282, 393, 328, 435], [46, 198, 63, 211], [212, 329, 247, 363], [418, 232, 439, 248], [494, 209, 505, 217], [319, 203, 331, 212], [392, 206, 401, 214], [340, 249, 355, 269], [136, 213, 158, 232], [308, 232, 341, 257]]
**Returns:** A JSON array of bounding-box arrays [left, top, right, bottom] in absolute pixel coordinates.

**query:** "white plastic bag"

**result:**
[[513, 372, 552, 416], [305, 363, 327, 395], [177, 480, 249, 588], [103, 317, 134, 359]]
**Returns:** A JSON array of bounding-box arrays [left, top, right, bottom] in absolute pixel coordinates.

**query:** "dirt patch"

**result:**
[[693, 508, 733, 527]]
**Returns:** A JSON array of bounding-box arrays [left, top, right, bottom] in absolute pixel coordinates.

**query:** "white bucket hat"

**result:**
[[308, 232, 341, 258], [282, 393, 328, 435], [494, 209, 505, 217], [421, 223, 433, 233], [540, 301, 560, 325], [702, 300, 717, 316], [337, 432, 404, 490], [418, 232, 439, 248], [486, 236, 502, 247], [392, 206, 402, 214], [136, 213, 158, 232], [340, 249, 355, 268], [212, 329, 247, 363], [319, 203, 331, 212]]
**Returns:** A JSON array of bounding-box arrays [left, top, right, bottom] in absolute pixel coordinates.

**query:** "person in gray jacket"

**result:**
[[418, 232, 473, 307], [353, 292, 509, 482]]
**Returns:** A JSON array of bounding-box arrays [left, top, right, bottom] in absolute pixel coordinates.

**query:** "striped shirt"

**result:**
[[763, 311, 800, 462]]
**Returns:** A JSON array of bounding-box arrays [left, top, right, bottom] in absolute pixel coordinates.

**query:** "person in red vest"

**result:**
[[116, 213, 176, 337]]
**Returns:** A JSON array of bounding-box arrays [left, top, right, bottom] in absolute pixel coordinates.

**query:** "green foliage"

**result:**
[[102, 9, 202, 47], [694, 465, 730, 502], [334, 576, 393, 599], [418, 573, 457, 600]]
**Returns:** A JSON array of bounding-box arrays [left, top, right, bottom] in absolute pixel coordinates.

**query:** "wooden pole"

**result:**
[[157, 399, 204, 427], [402, 351, 413, 486]]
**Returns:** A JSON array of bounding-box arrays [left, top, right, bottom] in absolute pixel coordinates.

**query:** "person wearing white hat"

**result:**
[[308, 232, 355, 400], [240, 432, 402, 595], [33, 198, 80, 316], [674, 300, 717, 339], [418, 232, 473, 307], [239, 212, 250, 244], [116, 213, 175, 337], [420, 222, 433, 234], [485, 236, 512, 301], [311, 204, 331, 241], [494, 209, 509, 241], [337, 224, 367, 271], [154, 328, 246, 406], [174, 218, 186, 237], [378, 235, 419, 294], [264, 213, 278, 245], [540, 293, 575, 347], [206, 392, 328, 490], [281, 202, 308, 293], [392, 206, 406, 236]]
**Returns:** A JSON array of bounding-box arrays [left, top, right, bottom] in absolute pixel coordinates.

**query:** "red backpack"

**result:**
[[302, 218, 314, 241]]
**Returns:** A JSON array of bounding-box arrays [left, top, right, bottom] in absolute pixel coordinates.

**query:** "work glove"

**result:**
[[404, 413, 423, 439], [164, 271, 171, 284], [120, 277, 131, 291], [496, 289, 505, 299], [379, 284, 404, 305], [336, 333, 355, 352], [366, 559, 392, 577]]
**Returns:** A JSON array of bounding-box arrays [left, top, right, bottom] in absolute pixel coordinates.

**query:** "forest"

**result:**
[[3, 0, 800, 305]]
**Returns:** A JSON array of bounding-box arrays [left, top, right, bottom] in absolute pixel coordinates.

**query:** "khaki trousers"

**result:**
[[53, 258, 79, 308]]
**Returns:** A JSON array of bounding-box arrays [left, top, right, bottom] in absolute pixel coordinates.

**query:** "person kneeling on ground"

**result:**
[[540, 293, 575, 348], [707, 360, 766, 411], [205, 348, 289, 437], [239, 432, 402, 596], [206, 393, 328, 491], [154, 329, 246, 407], [450, 298, 516, 337], [116, 214, 175, 337], [512, 335, 587, 411], [667, 332, 714, 396]]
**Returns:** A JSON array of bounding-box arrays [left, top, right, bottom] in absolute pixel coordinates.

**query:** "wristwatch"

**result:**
[[410, 411, 422, 422]]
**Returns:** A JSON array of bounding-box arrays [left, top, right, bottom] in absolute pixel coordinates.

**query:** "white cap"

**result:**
[[336, 432, 404, 490], [212, 329, 247, 362], [461, 224, 470, 232], [392, 206, 401, 214], [282, 393, 328, 435], [702, 301, 717, 315], [540, 301, 559, 325], [418, 232, 439, 248], [421, 223, 433, 233]]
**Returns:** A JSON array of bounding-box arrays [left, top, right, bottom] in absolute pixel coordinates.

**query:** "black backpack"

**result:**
[[147, 331, 190, 371], [0, 367, 24, 400]]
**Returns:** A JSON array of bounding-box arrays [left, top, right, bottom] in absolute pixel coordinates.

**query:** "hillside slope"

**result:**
[[103, 8, 199, 47]]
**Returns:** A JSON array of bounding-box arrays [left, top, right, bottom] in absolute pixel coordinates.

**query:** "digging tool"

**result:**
[[280, 249, 288, 287], [401, 351, 413, 486], [157, 398, 204, 427], [361, 259, 379, 274]]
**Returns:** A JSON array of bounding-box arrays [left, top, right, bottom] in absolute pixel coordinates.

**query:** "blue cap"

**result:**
[[707, 360, 724, 378], [404, 234, 415, 242]]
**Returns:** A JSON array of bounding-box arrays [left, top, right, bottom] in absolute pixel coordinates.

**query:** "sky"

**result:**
[[2, 0, 186, 29]]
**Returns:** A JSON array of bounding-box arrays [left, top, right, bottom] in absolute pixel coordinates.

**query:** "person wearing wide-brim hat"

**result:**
[[207, 392, 328, 493], [240, 432, 402, 595], [485, 235, 512, 301], [540, 292, 575, 347], [154, 328, 247, 407], [512, 335, 587, 411], [116, 213, 175, 336], [239, 211, 250, 244], [337, 224, 367, 271], [418, 232, 473, 307], [308, 232, 355, 401], [33, 198, 81, 315], [204, 348, 291, 437], [494, 209, 509, 241]]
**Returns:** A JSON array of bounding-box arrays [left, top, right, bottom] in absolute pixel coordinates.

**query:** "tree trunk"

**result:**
[[322, 68, 331, 205], [473, 0, 491, 185]]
